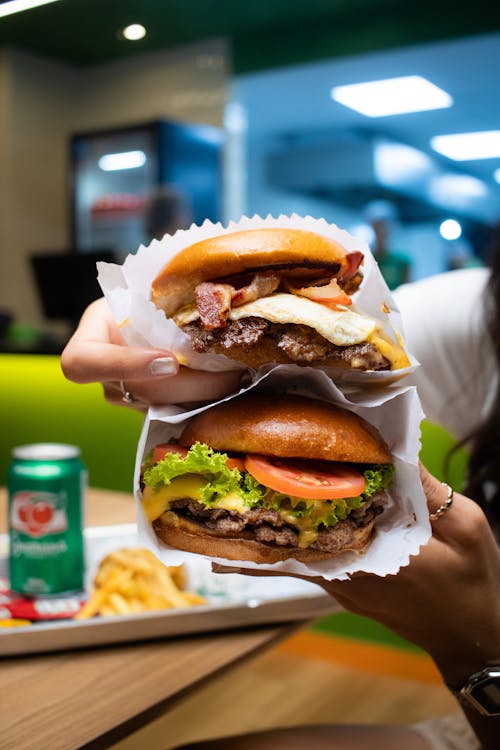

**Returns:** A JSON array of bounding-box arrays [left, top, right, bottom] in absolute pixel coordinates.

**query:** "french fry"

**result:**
[[183, 592, 208, 605], [166, 564, 187, 590], [76, 547, 206, 619]]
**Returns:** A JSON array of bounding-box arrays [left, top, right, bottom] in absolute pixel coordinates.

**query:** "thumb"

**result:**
[[61, 339, 178, 384], [418, 461, 454, 527], [61, 296, 179, 384]]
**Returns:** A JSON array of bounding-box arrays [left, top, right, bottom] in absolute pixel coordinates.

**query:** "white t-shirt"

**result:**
[[393, 267, 497, 440]]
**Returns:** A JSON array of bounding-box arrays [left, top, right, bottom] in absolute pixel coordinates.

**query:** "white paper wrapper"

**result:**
[[133, 367, 430, 581], [97, 213, 418, 383]]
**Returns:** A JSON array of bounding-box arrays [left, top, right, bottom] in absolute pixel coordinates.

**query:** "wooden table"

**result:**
[[0, 488, 298, 750]]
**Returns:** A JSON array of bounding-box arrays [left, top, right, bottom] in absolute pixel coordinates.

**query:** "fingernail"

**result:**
[[149, 356, 178, 376]]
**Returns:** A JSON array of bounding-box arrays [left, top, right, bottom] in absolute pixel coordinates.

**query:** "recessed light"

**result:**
[[440, 219, 462, 240], [331, 75, 453, 117], [121, 24, 147, 41], [431, 131, 500, 160], [98, 151, 147, 171], [0, 0, 60, 17], [494, 168, 500, 184]]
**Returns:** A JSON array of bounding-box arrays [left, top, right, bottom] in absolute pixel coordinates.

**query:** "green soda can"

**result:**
[[7, 443, 86, 596]]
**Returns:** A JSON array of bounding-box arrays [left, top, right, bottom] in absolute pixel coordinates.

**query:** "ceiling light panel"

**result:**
[[430, 173, 488, 200], [331, 75, 453, 117], [0, 0, 60, 18], [431, 131, 500, 160], [374, 141, 433, 186]]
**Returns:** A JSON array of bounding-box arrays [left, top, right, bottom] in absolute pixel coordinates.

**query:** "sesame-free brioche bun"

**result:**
[[178, 393, 392, 465], [153, 511, 375, 564], [151, 227, 350, 317]]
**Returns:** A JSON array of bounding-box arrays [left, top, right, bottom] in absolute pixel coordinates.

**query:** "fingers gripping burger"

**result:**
[[151, 227, 409, 372], [141, 394, 395, 563]]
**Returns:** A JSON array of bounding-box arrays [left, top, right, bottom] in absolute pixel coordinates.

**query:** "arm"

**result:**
[[215, 464, 500, 749], [321, 465, 500, 750], [61, 297, 242, 409]]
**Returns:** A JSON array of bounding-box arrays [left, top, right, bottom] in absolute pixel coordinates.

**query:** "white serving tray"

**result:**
[[0, 525, 337, 656]]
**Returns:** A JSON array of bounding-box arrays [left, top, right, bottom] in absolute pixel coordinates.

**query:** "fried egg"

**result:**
[[228, 293, 377, 346]]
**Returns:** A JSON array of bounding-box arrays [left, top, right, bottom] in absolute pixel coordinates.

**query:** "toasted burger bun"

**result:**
[[151, 227, 350, 318], [179, 393, 392, 465], [146, 394, 392, 563], [153, 511, 375, 563]]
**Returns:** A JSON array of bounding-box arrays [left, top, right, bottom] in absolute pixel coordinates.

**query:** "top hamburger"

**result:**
[[151, 227, 410, 372], [141, 393, 394, 563]]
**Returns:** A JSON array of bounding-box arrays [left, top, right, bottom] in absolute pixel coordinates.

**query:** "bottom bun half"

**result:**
[[152, 510, 374, 564]]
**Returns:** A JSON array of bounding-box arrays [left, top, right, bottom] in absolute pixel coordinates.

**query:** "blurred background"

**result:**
[[0, 5, 496, 745], [0, 0, 500, 352]]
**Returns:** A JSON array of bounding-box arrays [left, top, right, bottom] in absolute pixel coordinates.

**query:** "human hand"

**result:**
[[214, 463, 500, 688], [324, 464, 500, 687], [61, 298, 243, 410]]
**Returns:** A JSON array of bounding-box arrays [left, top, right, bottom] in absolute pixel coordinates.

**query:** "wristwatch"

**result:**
[[447, 667, 500, 716]]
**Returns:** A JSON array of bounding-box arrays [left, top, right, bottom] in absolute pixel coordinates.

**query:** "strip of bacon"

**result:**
[[195, 272, 280, 329], [231, 271, 280, 307], [195, 282, 234, 329], [194, 258, 363, 331], [339, 251, 363, 280]]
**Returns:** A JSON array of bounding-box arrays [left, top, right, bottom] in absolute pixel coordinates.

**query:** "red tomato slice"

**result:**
[[244, 455, 365, 500], [152, 443, 189, 464], [226, 456, 246, 472]]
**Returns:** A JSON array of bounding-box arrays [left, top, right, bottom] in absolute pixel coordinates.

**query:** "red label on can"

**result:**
[[10, 491, 68, 538]]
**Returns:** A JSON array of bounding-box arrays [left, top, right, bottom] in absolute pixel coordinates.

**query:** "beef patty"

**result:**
[[183, 318, 390, 371], [161, 494, 386, 555]]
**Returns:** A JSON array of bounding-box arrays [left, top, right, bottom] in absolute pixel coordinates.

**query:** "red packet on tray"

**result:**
[[0, 578, 84, 621], [97, 213, 418, 386], [133, 367, 430, 582]]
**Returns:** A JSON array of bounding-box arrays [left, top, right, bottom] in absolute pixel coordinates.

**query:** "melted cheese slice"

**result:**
[[367, 333, 410, 370], [212, 492, 247, 513], [142, 475, 205, 522], [142, 477, 249, 522], [228, 293, 377, 346]]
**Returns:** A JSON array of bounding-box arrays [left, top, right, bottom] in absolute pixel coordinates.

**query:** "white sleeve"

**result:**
[[392, 268, 496, 439]]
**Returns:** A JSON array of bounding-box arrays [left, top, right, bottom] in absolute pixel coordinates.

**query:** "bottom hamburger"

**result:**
[[141, 394, 394, 563]]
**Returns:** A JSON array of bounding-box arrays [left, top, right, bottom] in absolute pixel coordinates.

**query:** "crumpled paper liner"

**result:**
[[97, 213, 418, 384], [133, 367, 430, 581]]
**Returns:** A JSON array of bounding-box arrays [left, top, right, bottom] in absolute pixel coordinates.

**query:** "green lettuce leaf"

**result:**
[[143, 443, 394, 529], [143, 442, 257, 505], [363, 464, 395, 498]]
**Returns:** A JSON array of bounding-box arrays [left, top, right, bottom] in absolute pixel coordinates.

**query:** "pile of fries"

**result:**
[[76, 547, 206, 619]]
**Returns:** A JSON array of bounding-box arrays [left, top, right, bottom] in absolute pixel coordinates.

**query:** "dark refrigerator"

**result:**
[[70, 119, 223, 258]]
